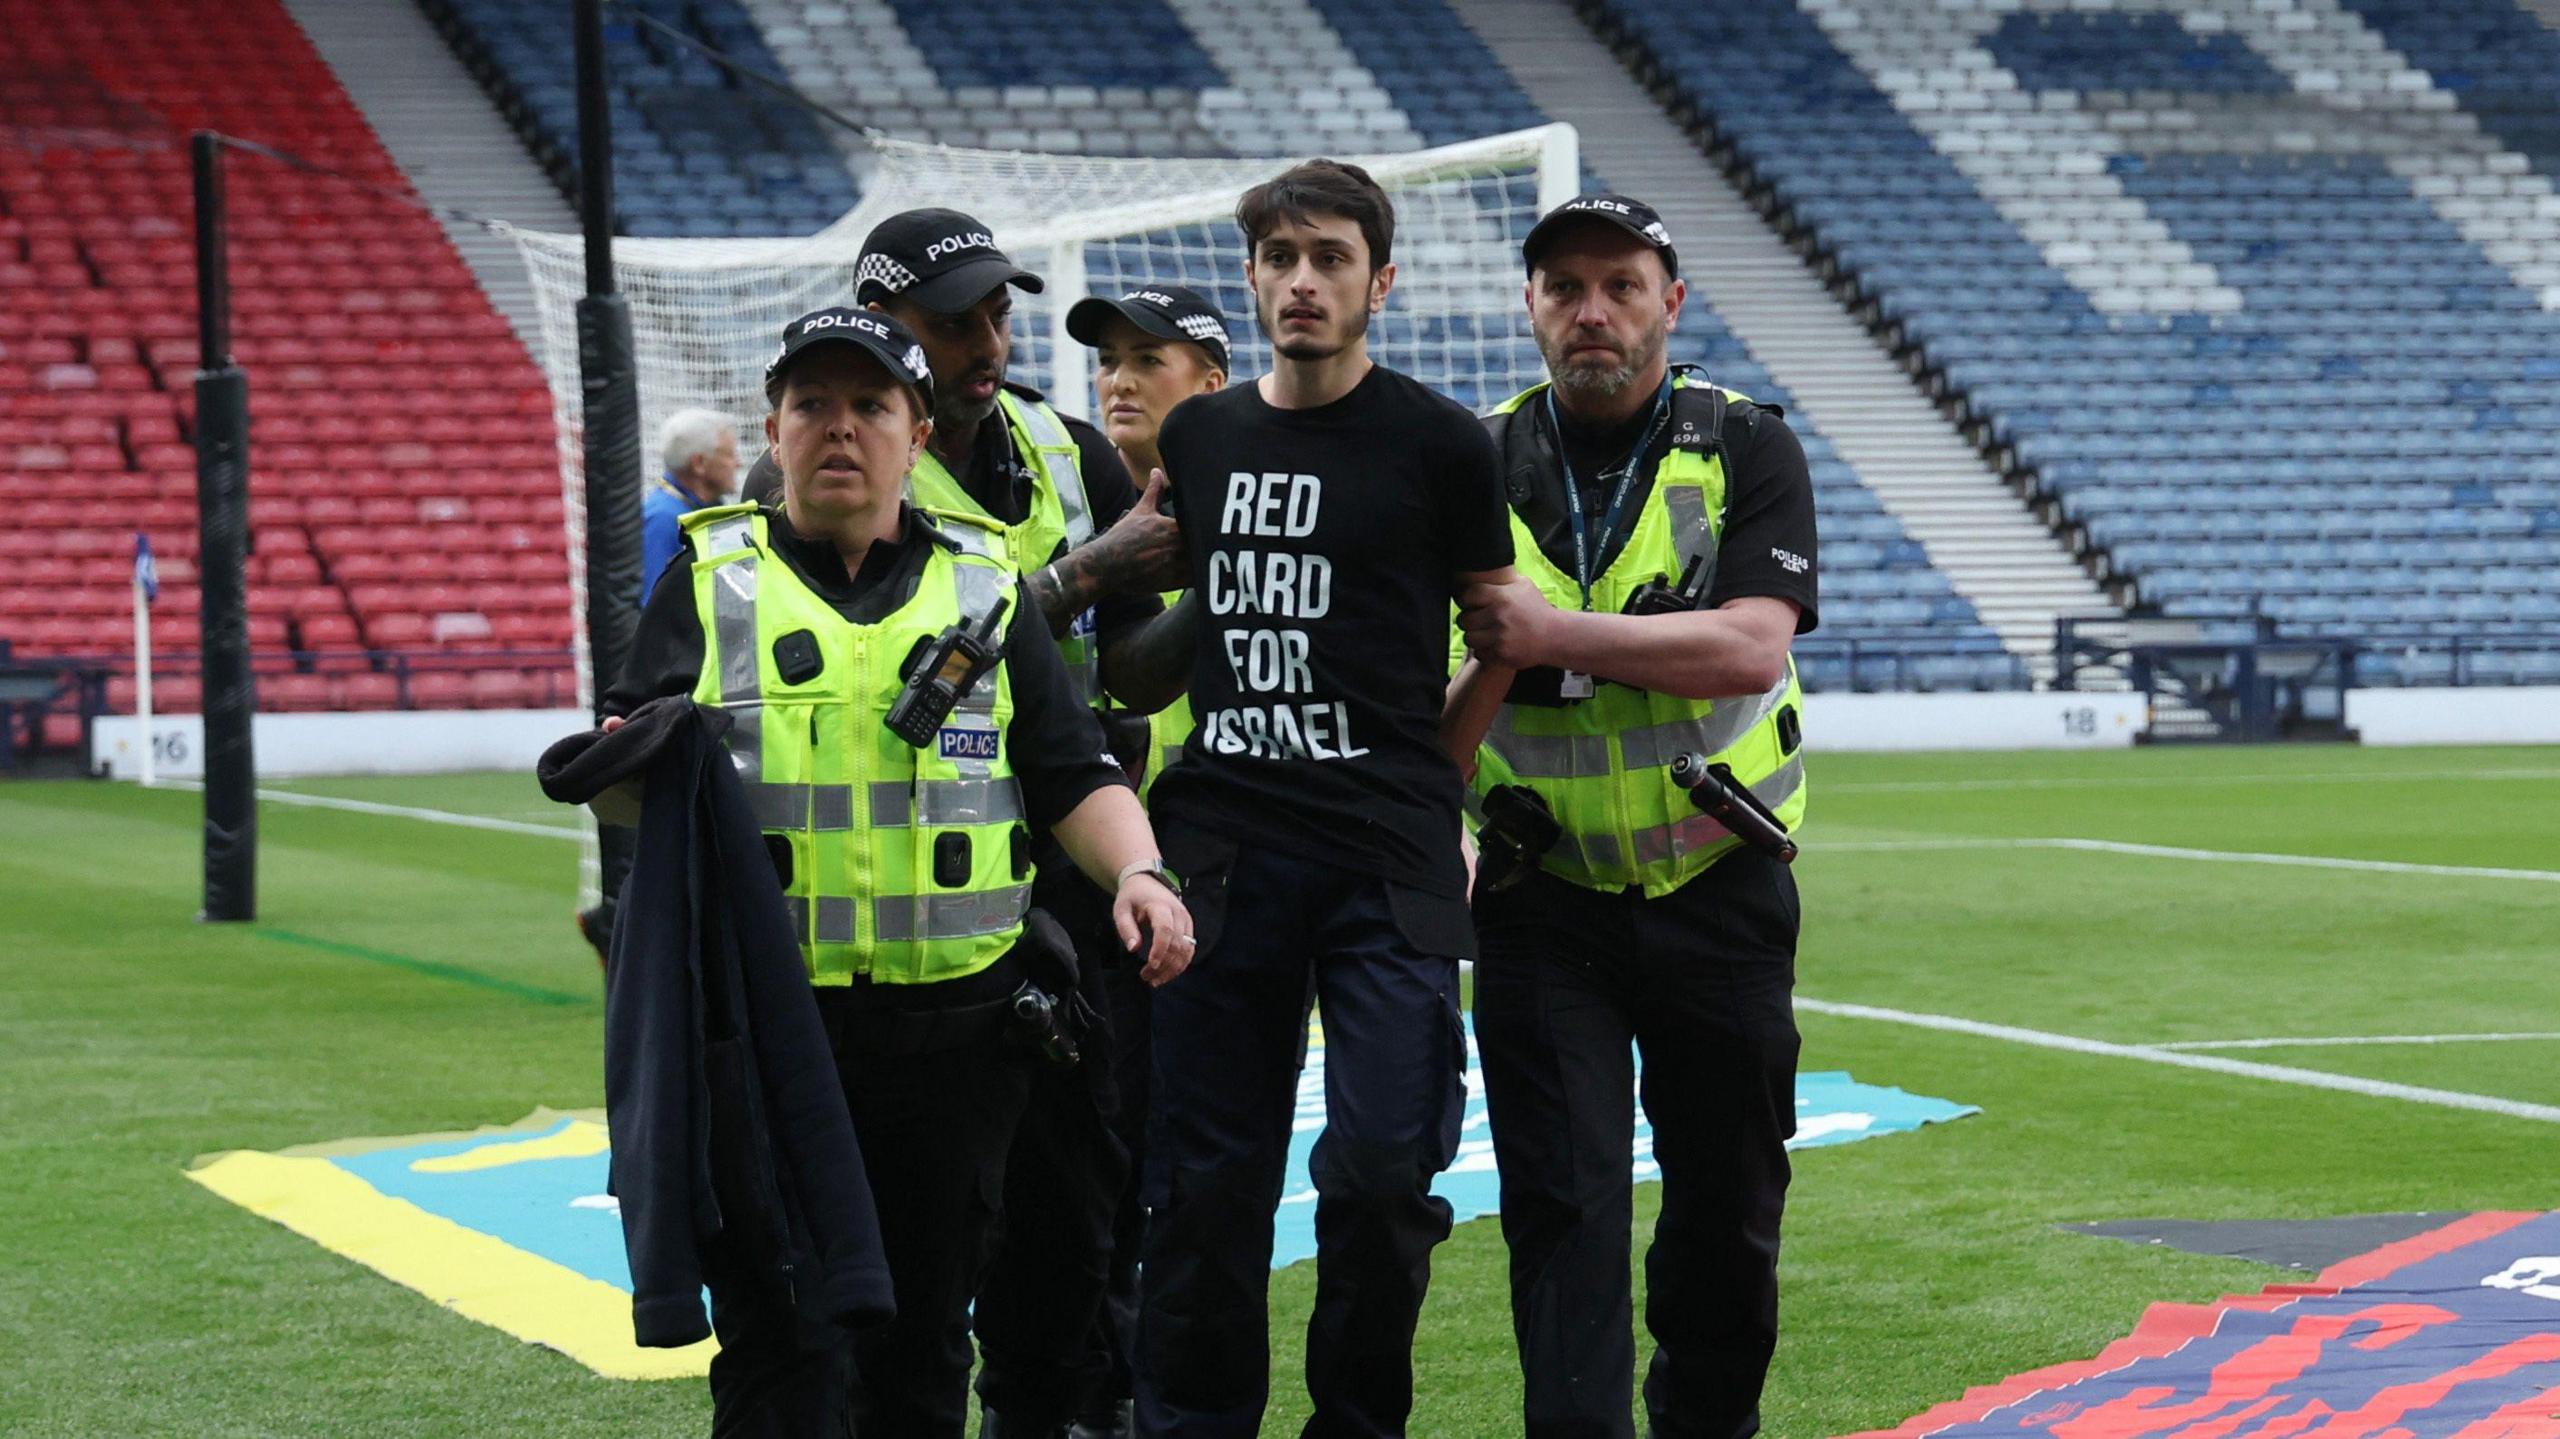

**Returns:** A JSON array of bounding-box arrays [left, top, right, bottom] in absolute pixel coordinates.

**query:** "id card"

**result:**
[[1559, 670, 1595, 700]]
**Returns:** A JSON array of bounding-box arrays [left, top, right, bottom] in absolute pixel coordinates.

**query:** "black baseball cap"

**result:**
[[1522, 193, 1680, 279], [1064, 285, 1233, 374], [762, 306, 936, 414], [855, 207, 1046, 312]]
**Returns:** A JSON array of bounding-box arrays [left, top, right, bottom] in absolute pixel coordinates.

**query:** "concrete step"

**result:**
[[278, 0, 578, 355]]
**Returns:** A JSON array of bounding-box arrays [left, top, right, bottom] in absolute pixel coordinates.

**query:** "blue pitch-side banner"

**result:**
[[187, 1018, 1977, 1378], [1862, 1209, 2560, 1439]]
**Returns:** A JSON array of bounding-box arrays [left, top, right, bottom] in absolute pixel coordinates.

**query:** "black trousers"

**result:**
[[1136, 842, 1467, 1439], [1472, 852, 1801, 1439], [701, 1246, 859, 1439], [975, 920, 1136, 1428], [814, 962, 1034, 1433], [1088, 959, 1156, 1417]]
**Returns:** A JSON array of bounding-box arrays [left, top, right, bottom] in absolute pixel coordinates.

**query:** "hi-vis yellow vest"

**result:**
[[907, 388, 1101, 705], [682, 504, 1031, 985], [1473, 376, 1807, 897]]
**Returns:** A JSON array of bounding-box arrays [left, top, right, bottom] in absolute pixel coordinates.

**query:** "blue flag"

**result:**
[[134, 533, 158, 604]]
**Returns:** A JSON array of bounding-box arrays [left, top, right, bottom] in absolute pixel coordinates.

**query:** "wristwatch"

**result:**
[[1115, 857, 1181, 894]]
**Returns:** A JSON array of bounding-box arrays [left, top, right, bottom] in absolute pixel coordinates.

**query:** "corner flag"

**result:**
[[134, 533, 159, 604]]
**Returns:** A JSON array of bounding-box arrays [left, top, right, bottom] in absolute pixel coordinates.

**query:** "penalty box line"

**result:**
[[2153, 1032, 2560, 1052], [1819, 835, 2560, 884], [1796, 997, 2560, 1126], [151, 779, 583, 840]]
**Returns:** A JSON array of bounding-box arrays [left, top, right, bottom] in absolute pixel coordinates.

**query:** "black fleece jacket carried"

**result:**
[[539, 697, 894, 1348]]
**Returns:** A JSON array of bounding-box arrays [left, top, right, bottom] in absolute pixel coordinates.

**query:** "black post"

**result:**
[[192, 131, 256, 921], [575, 0, 643, 913]]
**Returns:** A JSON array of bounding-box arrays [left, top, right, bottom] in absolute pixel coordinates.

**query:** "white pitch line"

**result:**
[[1816, 835, 2560, 883], [2153, 1032, 2560, 1052], [151, 779, 583, 840], [1824, 767, 2560, 796], [1796, 997, 2560, 1125]]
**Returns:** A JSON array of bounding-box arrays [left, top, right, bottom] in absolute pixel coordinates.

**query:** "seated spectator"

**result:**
[[641, 408, 742, 600]]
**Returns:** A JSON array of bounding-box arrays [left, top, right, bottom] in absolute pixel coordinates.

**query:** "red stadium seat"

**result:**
[[466, 669, 533, 709], [406, 671, 470, 709], [265, 673, 333, 712]]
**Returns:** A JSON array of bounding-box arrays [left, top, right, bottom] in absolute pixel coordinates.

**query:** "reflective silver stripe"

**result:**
[[873, 884, 1032, 942], [864, 778, 1025, 828], [1616, 675, 1793, 771], [710, 549, 764, 778], [784, 896, 860, 944], [1572, 831, 1625, 871], [1011, 397, 1093, 547], [745, 782, 857, 831], [938, 518, 1002, 562], [1662, 481, 1715, 572], [941, 557, 1011, 778], [952, 555, 1008, 628], [697, 513, 758, 558], [1485, 710, 1609, 780]]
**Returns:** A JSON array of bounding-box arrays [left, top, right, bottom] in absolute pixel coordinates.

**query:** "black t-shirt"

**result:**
[[1511, 382, 1820, 632], [603, 503, 1127, 831], [1152, 365, 1514, 899]]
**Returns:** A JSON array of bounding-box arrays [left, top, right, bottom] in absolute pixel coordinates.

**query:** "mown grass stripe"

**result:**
[[255, 927, 590, 1007]]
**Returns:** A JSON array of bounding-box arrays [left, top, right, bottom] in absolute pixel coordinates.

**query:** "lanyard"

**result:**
[[1548, 379, 1673, 610]]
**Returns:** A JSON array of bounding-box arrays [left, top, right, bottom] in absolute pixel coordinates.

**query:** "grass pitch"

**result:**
[[1, 745, 2553, 1436]]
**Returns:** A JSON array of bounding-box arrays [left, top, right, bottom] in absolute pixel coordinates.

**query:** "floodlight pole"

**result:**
[[575, 0, 643, 912], [191, 131, 256, 922]]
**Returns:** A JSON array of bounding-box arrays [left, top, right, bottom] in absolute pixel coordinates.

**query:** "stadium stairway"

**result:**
[[1451, 0, 2117, 679], [739, 0, 1427, 158], [278, 0, 576, 352]]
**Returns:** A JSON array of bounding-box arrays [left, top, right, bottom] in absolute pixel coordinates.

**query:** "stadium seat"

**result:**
[[1590, 0, 2560, 682], [0, 0, 569, 719]]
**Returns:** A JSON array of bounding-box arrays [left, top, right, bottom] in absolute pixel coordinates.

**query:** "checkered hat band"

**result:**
[[858, 253, 918, 294]]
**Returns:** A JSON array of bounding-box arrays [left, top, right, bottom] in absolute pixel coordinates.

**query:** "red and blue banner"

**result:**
[[1864, 1210, 2560, 1439]]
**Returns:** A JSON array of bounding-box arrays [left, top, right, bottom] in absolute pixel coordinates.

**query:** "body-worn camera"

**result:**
[[1622, 553, 1711, 617], [886, 595, 1010, 747]]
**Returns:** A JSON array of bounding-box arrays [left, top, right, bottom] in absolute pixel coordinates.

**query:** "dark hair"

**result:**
[[1235, 159, 1394, 271]]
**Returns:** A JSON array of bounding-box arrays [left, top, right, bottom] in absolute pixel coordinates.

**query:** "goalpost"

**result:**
[[507, 123, 1580, 899]]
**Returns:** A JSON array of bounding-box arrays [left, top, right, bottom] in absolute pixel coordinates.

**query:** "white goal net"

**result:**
[[508, 122, 1579, 900]]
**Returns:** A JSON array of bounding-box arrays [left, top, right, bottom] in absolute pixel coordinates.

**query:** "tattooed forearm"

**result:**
[[1099, 593, 1200, 715], [1028, 541, 1125, 637]]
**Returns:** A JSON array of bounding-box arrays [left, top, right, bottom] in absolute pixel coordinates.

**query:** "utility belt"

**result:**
[[833, 910, 1096, 1063]]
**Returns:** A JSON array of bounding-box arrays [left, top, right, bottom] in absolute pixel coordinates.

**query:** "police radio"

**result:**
[[1668, 752, 1797, 864], [1623, 553, 1710, 617], [885, 595, 1011, 748]]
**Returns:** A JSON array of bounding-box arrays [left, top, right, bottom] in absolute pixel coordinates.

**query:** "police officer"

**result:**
[[604, 306, 1195, 1438], [1454, 195, 1820, 1439], [1060, 282, 1233, 1438], [854, 208, 1190, 1439]]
